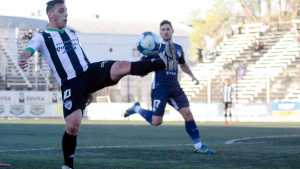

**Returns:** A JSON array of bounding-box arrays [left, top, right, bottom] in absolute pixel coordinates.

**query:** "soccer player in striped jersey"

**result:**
[[125, 20, 214, 154], [18, 1, 166, 169], [223, 79, 233, 125]]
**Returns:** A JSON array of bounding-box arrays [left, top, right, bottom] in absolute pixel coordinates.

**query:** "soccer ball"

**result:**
[[137, 31, 160, 56]]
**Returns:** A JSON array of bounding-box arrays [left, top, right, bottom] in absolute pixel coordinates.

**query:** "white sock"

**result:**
[[134, 105, 141, 113], [194, 142, 203, 150]]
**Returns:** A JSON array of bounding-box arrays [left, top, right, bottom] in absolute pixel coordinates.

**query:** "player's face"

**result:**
[[160, 24, 174, 41], [48, 3, 68, 29]]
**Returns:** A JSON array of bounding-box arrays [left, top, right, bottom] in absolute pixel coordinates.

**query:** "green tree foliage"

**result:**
[[190, 0, 230, 61]]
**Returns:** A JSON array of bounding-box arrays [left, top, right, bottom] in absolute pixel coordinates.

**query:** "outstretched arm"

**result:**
[[18, 32, 42, 70], [180, 63, 199, 85], [177, 46, 199, 85], [18, 48, 34, 70]]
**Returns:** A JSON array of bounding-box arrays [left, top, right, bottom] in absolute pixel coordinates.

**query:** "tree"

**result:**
[[189, 0, 230, 61]]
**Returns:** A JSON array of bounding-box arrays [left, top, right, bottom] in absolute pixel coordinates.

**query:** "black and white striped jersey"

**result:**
[[27, 28, 90, 86]]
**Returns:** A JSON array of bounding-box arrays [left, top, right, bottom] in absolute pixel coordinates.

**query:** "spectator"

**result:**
[[255, 39, 264, 52], [197, 48, 203, 63], [238, 22, 243, 34], [22, 29, 33, 40], [259, 23, 269, 36], [236, 62, 246, 79]]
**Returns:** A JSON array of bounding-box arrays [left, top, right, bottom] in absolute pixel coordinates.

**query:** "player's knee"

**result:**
[[151, 116, 163, 126], [111, 61, 130, 81], [184, 113, 194, 121], [180, 108, 194, 121], [116, 61, 131, 73], [65, 118, 81, 135], [151, 118, 162, 126], [65, 110, 82, 135], [66, 122, 81, 135]]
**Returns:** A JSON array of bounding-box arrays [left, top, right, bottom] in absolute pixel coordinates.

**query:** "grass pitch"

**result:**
[[0, 120, 299, 169]]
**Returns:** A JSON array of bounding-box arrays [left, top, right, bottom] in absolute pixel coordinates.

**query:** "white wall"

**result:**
[[0, 91, 62, 118], [79, 33, 190, 63], [0, 91, 299, 122], [86, 102, 300, 122]]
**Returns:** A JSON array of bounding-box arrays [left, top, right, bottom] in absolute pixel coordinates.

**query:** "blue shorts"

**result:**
[[151, 84, 189, 116]]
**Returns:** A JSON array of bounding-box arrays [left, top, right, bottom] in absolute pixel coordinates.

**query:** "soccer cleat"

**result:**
[[194, 144, 215, 155], [61, 165, 72, 169], [124, 102, 140, 118]]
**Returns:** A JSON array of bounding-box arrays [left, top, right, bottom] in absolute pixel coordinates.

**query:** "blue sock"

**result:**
[[185, 120, 201, 144], [138, 108, 153, 124]]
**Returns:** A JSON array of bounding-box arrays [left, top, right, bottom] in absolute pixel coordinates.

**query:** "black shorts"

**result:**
[[61, 61, 117, 118], [224, 102, 232, 109]]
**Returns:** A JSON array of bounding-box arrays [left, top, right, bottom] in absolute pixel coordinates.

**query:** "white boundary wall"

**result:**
[[0, 91, 299, 121], [86, 102, 300, 122], [0, 91, 62, 118]]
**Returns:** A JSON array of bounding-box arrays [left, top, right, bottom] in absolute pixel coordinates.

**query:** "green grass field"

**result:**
[[0, 120, 299, 169]]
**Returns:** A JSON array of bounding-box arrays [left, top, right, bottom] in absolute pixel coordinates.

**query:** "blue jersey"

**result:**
[[141, 42, 189, 116], [152, 42, 185, 87]]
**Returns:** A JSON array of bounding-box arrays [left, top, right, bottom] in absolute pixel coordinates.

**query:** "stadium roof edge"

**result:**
[[0, 16, 190, 37], [0, 15, 48, 29], [68, 19, 190, 37]]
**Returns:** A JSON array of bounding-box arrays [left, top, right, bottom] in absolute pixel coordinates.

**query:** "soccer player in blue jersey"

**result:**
[[125, 20, 214, 154], [18, 1, 166, 169]]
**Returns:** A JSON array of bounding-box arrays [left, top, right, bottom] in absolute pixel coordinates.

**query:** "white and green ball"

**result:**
[[137, 31, 160, 56]]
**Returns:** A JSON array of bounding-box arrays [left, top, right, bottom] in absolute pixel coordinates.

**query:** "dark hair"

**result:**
[[46, 0, 65, 14], [160, 20, 173, 29]]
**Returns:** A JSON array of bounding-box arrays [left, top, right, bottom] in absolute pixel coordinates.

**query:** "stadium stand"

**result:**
[[180, 30, 258, 102], [0, 28, 32, 90], [0, 27, 58, 91], [180, 21, 300, 103], [236, 27, 299, 102], [17, 28, 58, 90]]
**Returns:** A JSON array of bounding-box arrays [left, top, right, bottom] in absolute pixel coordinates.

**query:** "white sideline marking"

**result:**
[[225, 134, 300, 145], [0, 144, 191, 153]]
